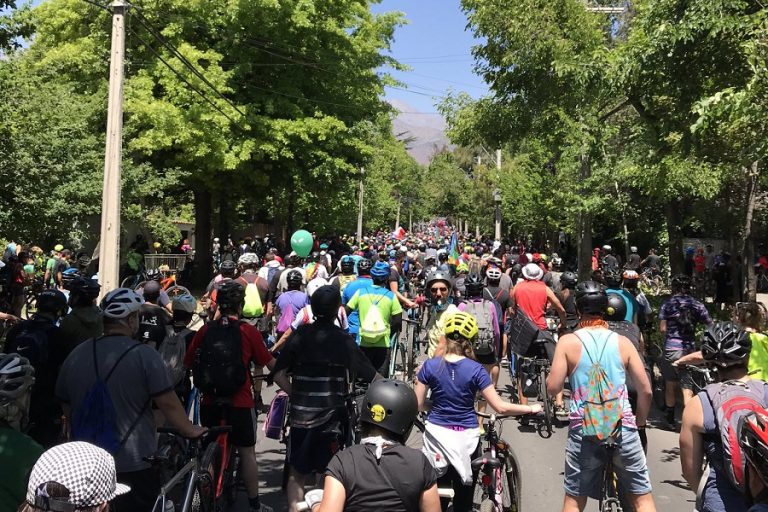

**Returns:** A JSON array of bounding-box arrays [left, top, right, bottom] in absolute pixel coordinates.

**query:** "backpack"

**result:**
[[70, 340, 145, 454], [266, 266, 281, 289], [575, 330, 623, 443], [463, 300, 495, 356], [159, 327, 191, 386], [192, 319, 247, 398], [239, 275, 264, 318], [7, 321, 53, 369], [263, 391, 289, 440], [704, 379, 768, 492], [360, 290, 388, 342]]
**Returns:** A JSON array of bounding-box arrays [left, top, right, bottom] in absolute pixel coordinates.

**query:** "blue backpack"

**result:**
[[70, 340, 146, 454]]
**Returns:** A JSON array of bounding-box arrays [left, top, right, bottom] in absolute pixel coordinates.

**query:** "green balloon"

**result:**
[[291, 229, 313, 257]]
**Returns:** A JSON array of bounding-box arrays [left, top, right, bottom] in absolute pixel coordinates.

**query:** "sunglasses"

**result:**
[[431, 286, 449, 293]]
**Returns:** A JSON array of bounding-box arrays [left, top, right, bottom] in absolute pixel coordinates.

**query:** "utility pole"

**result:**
[[98, 0, 127, 296], [495, 149, 502, 241], [357, 168, 365, 245], [395, 201, 401, 231]]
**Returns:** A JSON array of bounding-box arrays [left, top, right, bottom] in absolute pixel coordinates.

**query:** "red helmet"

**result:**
[[740, 410, 768, 485]]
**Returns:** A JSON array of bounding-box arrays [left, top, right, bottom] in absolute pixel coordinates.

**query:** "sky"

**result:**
[[371, 0, 489, 115]]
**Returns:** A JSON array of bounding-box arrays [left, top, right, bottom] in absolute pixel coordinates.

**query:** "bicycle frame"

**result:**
[[600, 440, 622, 512], [473, 412, 520, 512]]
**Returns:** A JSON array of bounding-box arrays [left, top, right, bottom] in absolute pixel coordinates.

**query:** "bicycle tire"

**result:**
[[190, 478, 214, 512], [120, 275, 137, 289], [167, 285, 191, 298], [406, 323, 416, 383], [502, 454, 522, 512], [539, 367, 553, 436], [199, 440, 221, 508], [222, 447, 239, 506], [650, 360, 666, 410]]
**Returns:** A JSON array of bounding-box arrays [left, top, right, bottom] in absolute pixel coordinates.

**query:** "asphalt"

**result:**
[[234, 362, 694, 512]]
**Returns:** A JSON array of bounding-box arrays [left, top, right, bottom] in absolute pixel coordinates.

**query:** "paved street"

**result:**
[[245, 362, 693, 511]]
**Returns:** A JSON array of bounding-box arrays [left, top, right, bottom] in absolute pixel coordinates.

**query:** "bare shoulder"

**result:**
[[557, 332, 581, 347]]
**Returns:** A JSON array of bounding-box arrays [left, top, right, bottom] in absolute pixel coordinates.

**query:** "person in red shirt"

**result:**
[[694, 248, 706, 277], [185, 281, 286, 512], [511, 263, 567, 412]]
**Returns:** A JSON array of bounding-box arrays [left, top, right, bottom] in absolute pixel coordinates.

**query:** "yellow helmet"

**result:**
[[443, 311, 478, 341]]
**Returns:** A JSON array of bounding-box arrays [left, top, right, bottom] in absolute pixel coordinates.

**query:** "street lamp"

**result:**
[[493, 189, 502, 241], [357, 168, 365, 245]]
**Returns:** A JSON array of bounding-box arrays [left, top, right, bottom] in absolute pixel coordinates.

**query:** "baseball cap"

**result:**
[[26, 442, 130, 509]]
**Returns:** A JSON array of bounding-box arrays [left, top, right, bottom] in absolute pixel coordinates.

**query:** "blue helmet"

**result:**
[[371, 262, 391, 280]]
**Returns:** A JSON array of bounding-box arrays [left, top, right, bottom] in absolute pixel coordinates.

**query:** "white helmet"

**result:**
[[100, 288, 144, 318], [522, 263, 544, 281], [602, 244, 612, 251], [307, 278, 329, 298], [238, 252, 260, 266], [486, 267, 502, 281], [630, 246, 638, 253], [213, 237, 220, 243]]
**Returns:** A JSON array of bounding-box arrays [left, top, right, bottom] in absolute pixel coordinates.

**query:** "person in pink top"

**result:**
[[510, 263, 567, 413]]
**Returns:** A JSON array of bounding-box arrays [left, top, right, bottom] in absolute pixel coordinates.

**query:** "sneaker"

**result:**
[[554, 404, 568, 420]]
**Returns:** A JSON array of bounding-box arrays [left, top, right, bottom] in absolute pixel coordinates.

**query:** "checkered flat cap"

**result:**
[[26, 442, 130, 509]]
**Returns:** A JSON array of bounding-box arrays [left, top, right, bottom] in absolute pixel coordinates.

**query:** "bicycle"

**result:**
[[388, 330, 407, 381], [677, 363, 716, 394], [516, 338, 555, 438], [472, 411, 523, 512], [645, 341, 666, 411], [403, 312, 423, 384], [23, 277, 44, 319], [598, 438, 624, 512], [121, 269, 191, 298], [149, 425, 232, 512], [639, 268, 664, 296]]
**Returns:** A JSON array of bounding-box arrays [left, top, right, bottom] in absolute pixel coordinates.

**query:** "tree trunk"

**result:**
[[741, 161, 759, 302], [193, 186, 212, 287], [217, 187, 228, 243], [665, 199, 684, 275], [577, 154, 593, 281]]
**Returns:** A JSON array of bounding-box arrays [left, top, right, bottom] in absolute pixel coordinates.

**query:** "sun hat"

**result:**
[[522, 263, 544, 281], [26, 442, 130, 509]]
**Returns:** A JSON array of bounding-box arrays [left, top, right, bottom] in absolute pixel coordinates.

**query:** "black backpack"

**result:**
[[193, 318, 247, 398]]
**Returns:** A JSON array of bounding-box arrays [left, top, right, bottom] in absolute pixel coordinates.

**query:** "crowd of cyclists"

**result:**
[[2, 226, 768, 512]]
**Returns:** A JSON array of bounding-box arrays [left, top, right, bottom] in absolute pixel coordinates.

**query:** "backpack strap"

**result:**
[[91, 338, 150, 454]]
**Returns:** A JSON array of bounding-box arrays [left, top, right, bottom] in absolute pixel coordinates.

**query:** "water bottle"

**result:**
[[164, 500, 175, 512]]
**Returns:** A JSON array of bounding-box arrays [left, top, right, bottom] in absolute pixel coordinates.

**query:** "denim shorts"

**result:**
[[564, 427, 652, 499]]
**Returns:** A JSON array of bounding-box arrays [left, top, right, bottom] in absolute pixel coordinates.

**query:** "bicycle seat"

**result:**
[[471, 452, 502, 470]]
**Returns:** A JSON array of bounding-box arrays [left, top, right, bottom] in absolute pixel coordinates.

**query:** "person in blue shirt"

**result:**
[[604, 270, 639, 324], [342, 258, 374, 344]]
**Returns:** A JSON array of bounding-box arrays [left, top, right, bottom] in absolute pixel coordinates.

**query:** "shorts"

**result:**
[[288, 426, 343, 475], [360, 346, 389, 376], [475, 351, 499, 365], [660, 349, 695, 389], [201, 405, 257, 447], [564, 428, 652, 499]]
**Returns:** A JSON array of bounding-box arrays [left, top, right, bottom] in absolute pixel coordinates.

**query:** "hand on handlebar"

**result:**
[[528, 404, 543, 415], [180, 424, 208, 439]]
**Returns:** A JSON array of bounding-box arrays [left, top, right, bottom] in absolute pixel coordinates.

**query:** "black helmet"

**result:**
[[574, 281, 607, 316], [76, 253, 92, 267], [671, 274, 692, 293], [701, 321, 751, 368], [560, 271, 578, 289], [68, 276, 101, 300], [340, 257, 355, 274], [604, 270, 623, 288], [605, 293, 627, 322], [310, 285, 341, 319], [464, 274, 484, 298], [357, 258, 373, 275], [220, 260, 236, 275], [360, 379, 418, 440], [36, 290, 67, 315], [217, 281, 245, 310], [286, 269, 304, 288]]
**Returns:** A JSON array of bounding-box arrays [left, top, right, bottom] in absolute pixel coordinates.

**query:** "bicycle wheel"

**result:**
[[222, 447, 239, 506], [650, 359, 666, 410], [199, 440, 221, 508], [387, 335, 400, 379], [406, 324, 416, 383], [502, 454, 522, 512], [120, 275, 137, 289], [539, 367, 553, 436], [167, 285, 191, 298]]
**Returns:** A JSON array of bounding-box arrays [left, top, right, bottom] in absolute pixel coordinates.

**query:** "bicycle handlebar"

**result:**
[[476, 411, 517, 420], [157, 425, 231, 438]]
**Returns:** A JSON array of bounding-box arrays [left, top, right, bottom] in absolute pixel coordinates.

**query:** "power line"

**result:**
[[127, 26, 243, 126], [130, 7, 247, 118]]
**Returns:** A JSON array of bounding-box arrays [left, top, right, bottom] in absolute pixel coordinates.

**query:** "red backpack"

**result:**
[[704, 379, 768, 492]]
